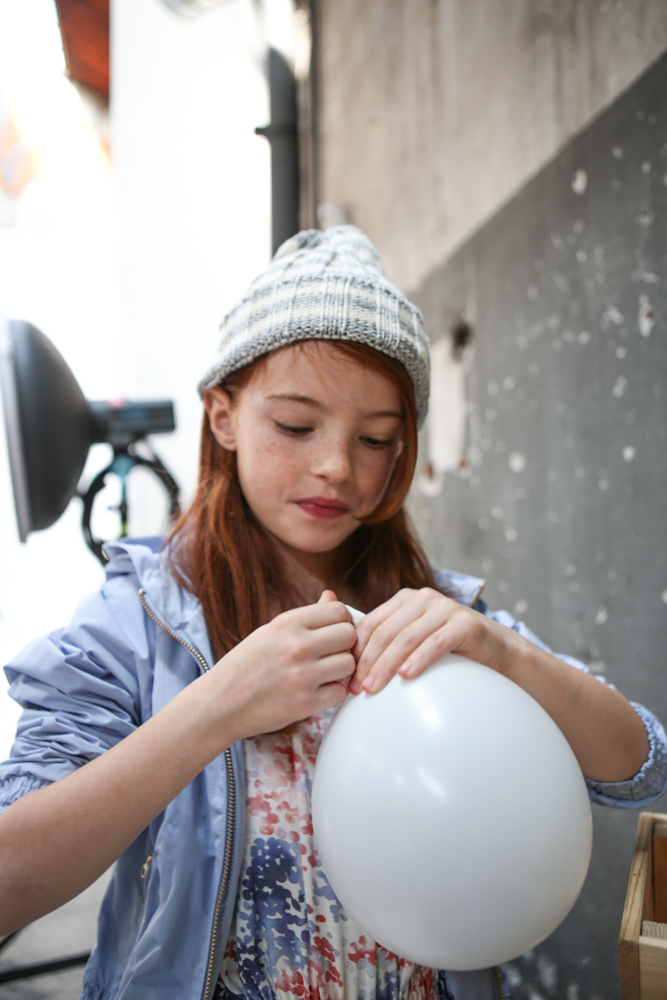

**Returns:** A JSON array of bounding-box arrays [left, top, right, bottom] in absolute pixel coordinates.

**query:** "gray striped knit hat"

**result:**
[[197, 226, 430, 426]]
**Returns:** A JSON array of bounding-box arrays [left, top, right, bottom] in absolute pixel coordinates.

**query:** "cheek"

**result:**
[[361, 450, 399, 501], [236, 434, 298, 496]]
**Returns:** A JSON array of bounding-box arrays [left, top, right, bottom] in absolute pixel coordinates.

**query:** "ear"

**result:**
[[204, 387, 238, 452]]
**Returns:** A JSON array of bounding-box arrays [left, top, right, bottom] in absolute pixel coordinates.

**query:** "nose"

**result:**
[[311, 437, 353, 483]]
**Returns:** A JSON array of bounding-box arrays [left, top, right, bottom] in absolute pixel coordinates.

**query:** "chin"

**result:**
[[282, 526, 356, 555], [295, 536, 349, 554]]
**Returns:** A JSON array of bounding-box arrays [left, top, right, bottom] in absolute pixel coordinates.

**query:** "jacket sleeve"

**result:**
[[0, 570, 156, 818], [473, 597, 667, 810]]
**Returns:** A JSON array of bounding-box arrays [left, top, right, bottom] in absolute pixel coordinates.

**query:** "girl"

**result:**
[[0, 227, 665, 1000]]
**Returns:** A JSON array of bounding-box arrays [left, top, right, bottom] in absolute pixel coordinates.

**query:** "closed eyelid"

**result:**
[[275, 420, 312, 432], [361, 434, 399, 447]]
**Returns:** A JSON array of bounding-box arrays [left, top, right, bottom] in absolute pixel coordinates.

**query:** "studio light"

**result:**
[[0, 320, 180, 564]]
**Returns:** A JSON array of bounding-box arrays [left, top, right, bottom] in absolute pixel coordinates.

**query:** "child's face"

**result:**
[[205, 342, 404, 557]]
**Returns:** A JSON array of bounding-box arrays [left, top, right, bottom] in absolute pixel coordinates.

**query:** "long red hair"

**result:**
[[169, 341, 443, 660]]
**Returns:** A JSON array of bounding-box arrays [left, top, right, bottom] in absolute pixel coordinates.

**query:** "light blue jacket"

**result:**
[[1, 538, 666, 1000]]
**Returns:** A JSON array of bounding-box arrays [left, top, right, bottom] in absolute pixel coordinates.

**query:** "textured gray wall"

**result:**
[[317, 0, 667, 294], [409, 54, 667, 1000]]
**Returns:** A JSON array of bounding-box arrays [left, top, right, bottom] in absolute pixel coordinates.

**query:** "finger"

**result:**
[[397, 623, 461, 679], [312, 679, 349, 715], [350, 592, 422, 686], [318, 589, 338, 603], [315, 651, 357, 685], [398, 609, 511, 679], [359, 603, 461, 693], [310, 621, 358, 657], [352, 592, 442, 691], [295, 600, 353, 629], [352, 589, 416, 658]]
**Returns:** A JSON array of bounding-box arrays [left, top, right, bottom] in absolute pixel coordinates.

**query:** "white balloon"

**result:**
[[312, 654, 592, 971]]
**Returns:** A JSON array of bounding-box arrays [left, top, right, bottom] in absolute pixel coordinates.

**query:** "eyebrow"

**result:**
[[266, 393, 403, 419]]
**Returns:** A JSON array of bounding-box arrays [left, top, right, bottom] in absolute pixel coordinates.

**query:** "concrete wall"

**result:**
[[406, 54, 667, 998], [316, 0, 667, 294]]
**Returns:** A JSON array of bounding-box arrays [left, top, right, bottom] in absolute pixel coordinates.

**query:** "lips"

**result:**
[[294, 496, 351, 520]]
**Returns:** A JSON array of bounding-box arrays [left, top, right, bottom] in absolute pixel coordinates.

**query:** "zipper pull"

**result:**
[[141, 854, 153, 879]]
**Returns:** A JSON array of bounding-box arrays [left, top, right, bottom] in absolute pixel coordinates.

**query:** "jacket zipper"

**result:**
[[492, 966, 506, 1000], [138, 588, 236, 1000]]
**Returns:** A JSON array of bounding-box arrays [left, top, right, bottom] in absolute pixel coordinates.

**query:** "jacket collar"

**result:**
[[432, 567, 486, 607], [103, 536, 214, 667]]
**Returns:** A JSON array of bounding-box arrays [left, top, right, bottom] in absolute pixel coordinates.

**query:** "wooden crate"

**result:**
[[620, 812, 667, 999]]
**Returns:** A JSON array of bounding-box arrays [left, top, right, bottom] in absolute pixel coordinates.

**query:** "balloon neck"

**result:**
[[345, 605, 365, 627]]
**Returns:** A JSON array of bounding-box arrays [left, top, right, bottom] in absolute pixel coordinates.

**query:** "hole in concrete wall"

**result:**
[[451, 319, 473, 359]]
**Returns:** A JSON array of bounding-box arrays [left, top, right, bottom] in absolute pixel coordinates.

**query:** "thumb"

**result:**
[[318, 589, 338, 603]]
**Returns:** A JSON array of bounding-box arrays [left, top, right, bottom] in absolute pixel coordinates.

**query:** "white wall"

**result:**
[[113, 0, 272, 507], [0, 0, 118, 758], [0, 0, 274, 759]]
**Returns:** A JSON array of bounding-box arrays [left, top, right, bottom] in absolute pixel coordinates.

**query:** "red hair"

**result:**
[[169, 341, 442, 660]]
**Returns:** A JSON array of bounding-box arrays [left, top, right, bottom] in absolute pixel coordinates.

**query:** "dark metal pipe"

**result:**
[[255, 47, 300, 254]]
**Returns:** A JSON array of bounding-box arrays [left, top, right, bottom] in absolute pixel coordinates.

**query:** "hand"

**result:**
[[350, 588, 520, 694], [349, 589, 650, 785], [214, 591, 356, 740]]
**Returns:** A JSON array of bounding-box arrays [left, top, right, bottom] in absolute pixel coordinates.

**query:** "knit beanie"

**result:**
[[197, 226, 431, 426]]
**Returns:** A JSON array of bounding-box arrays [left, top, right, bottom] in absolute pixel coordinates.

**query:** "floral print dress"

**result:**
[[219, 710, 447, 1000]]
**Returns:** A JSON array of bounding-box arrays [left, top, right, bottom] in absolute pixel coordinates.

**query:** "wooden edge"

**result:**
[[645, 829, 655, 927], [652, 828, 667, 923], [620, 813, 656, 1000], [620, 938, 642, 1000], [620, 852, 649, 1000], [622, 813, 656, 940]]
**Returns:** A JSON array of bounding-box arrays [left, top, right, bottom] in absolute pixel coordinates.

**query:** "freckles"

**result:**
[[258, 436, 287, 462], [257, 438, 300, 479]]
